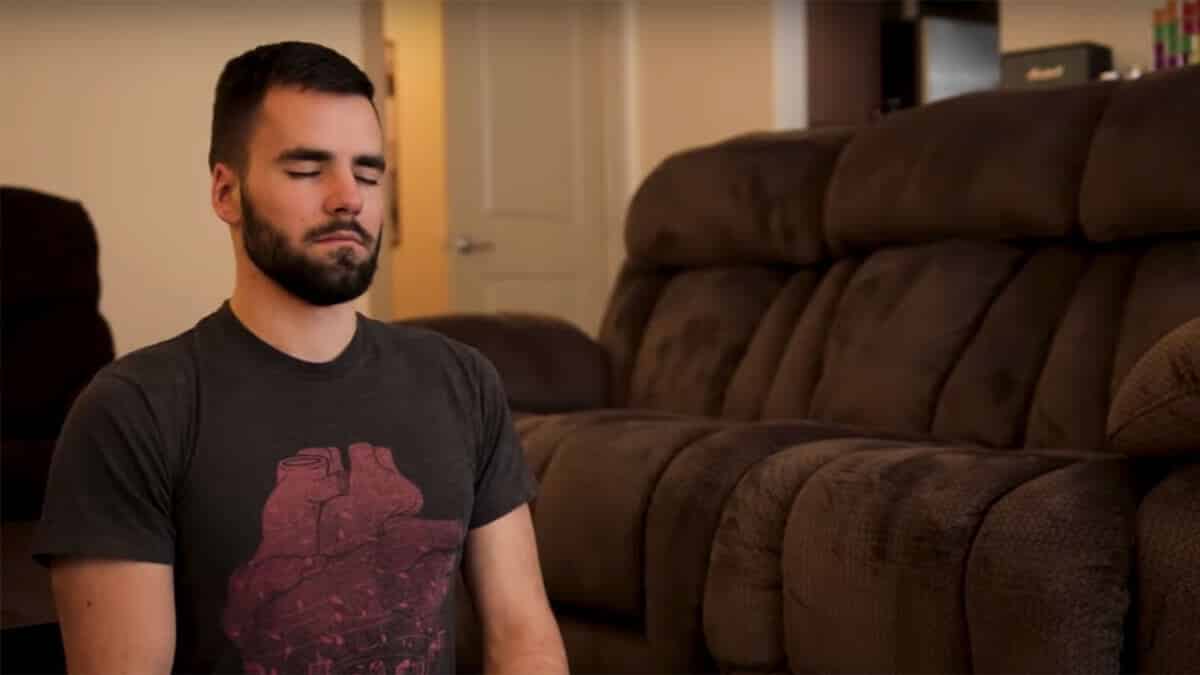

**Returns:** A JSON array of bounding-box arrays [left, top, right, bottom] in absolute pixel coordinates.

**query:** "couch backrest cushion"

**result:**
[[762, 239, 1200, 450], [626, 266, 790, 416], [824, 82, 1115, 255], [1081, 66, 1200, 242], [625, 129, 852, 267], [603, 70, 1200, 450]]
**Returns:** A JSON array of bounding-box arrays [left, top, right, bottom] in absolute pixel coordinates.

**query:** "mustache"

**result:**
[[304, 220, 373, 244]]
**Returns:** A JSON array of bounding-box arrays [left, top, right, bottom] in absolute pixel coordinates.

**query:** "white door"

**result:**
[[442, 2, 612, 335]]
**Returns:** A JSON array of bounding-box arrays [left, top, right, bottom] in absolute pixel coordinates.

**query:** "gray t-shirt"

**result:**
[[33, 302, 537, 675]]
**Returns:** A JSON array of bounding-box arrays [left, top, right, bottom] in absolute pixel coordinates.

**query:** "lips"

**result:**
[[314, 234, 363, 245]]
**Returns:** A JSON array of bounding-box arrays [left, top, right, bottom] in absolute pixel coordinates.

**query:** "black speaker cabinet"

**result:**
[[1000, 42, 1113, 90]]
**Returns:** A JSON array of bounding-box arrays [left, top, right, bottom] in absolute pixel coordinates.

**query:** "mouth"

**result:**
[[313, 234, 365, 246]]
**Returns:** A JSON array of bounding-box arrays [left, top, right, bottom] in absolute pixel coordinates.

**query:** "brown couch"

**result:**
[[412, 65, 1200, 674]]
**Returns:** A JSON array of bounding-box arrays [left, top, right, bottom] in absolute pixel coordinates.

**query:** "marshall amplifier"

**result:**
[[1000, 42, 1113, 90]]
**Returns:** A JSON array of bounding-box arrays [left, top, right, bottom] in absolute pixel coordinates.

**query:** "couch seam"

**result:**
[[1074, 81, 1120, 239], [716, 267, 798, 418], [639, 424, 731, 633], [772, 438, 920, 671], [1015, 249, 1093, 449], [927, 247, 1030, 436], [743, 269, 822, 420], [621, 268, 675, 408], [804, 257, 863, 420], [707, 437, 898, 672], [958, 452, 1078, 674], [1106, 248, 1147, 408], [818, 130, 859, 257]]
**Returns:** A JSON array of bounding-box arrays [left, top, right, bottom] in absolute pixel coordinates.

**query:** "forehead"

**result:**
[[249, 86, 381, 157]]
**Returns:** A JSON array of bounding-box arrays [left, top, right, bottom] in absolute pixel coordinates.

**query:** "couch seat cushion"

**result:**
[[706, 439, 1135, 674]]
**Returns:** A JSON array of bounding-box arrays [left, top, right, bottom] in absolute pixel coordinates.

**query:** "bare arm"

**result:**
[[50, 558, 176, 675], [462, 505, 568, 675]]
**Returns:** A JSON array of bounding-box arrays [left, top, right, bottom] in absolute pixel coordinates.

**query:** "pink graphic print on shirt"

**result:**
[[223, 442, 464, 675]]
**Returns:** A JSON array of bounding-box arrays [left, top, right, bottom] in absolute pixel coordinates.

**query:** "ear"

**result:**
[[211, 163, 242, 227]]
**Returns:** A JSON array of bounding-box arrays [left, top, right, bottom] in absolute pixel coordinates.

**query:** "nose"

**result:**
[[323, 167, 363, 216]]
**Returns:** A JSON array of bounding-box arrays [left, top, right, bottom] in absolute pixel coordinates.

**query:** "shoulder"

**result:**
[[72, 328, 199, 435], [98, 329, 198, 399]]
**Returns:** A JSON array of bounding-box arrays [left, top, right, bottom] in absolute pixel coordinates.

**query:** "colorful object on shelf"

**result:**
[[1182, 2, 1190, 65], [1153, 0, 1200, 70], [1155, 7, 1167, 70], [1190, 0, 1200, 64], [1180, 0, 1190, 66], [1166, 2, 1176, 69]]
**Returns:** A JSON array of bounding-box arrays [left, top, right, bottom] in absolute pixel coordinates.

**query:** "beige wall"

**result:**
[[0, 2, 368, 356], [633, 1, 777, 178], [600, 1, 780, 303], [1000, 0, 1159, 73]]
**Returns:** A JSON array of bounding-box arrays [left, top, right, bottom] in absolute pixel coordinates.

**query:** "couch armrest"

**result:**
[[1109, 317, 1200, 457], [399, 312, 610, 414]]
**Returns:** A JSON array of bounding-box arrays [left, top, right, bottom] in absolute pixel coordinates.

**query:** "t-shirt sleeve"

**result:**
[[32, 373, 178, 566], [467, 351, 538, 530]]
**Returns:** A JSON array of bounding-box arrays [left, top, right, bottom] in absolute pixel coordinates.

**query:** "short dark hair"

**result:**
[[208, 41, 375, 172]]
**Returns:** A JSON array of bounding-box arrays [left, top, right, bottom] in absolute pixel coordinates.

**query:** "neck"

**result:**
[[229, 265, 360, 364]]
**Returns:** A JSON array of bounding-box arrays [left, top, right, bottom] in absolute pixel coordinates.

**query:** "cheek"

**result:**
[[361, 190, 387, 231], [250, 178, 323, 225]]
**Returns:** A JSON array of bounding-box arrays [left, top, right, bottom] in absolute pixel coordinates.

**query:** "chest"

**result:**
[[173, 375, 477, 584]]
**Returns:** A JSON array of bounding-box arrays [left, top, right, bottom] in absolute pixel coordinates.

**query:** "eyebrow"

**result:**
[[276, 147, 386, 171]]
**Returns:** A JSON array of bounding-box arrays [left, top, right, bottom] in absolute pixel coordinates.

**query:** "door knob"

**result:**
[[450, 234, 496, 255]]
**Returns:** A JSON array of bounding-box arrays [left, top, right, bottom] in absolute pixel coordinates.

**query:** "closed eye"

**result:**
[[355, 174, 380, 186], [286, 170, 320, 179]]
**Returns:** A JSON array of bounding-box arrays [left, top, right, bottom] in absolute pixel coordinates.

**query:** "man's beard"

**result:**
[[240, 192, 380, 307]]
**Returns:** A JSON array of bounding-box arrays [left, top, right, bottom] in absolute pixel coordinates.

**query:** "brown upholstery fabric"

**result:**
[[524, 414, 930, 675], [517, 409, 688, 487], [965, 459, 1135, 674], [932, 247, 1088, 448], [810, 240, 1025, 435], [1111, 242, 1200, 400], [438, 71, 1200, 675], [782, 447, 1087, 673], [596, 263, 673, 407], [721, 270, 822, 420], [824, 83, 1115, 254], [1025, 252, 1137, 450], [626, 129, 853, 267], [1081, 65, 1200, 242], [643, 421, 922, 674], [400, 312, 610, 413], [532, 413, 724, 618], [1134, 463, 1200, 672], [1109, 319, 1200, 456], [760, 259, 860, 420], [556, 614, 656, 675], [704, 437, 904, 672], [629, 267, 789, 416]]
